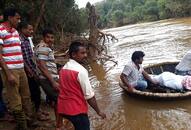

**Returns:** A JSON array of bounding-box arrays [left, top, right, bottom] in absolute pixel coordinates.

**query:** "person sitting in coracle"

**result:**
[[120, 51, 158, 92], [175, 49, 191, 76]]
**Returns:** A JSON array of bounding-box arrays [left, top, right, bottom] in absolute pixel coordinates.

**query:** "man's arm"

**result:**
[[37, 60, 59, 91], [87, 96, 106, 119], [142, 70, 158, 85], [78, 71, 106, 118], [120, 73, 134, 92], [20, 39, 34, 77], [0, 45, 16, 85], [24, 62, 33, 77], [120, 65, 135, 91]]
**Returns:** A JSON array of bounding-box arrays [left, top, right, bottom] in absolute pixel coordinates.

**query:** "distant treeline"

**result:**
[[1, 0, 191, 33], [95, 0, 191, 28]]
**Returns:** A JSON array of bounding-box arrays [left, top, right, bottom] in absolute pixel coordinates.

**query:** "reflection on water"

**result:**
[[89, 17, 191, 130]]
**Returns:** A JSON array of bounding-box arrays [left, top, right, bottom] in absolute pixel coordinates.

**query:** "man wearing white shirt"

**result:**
[[56, 41, 106, 130], [120, 51, 157, 92], [176, 50, 191, 75]]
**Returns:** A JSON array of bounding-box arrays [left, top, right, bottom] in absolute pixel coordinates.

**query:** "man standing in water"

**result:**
[[56, 41, 106, 130], [120, 51, 157, 92]]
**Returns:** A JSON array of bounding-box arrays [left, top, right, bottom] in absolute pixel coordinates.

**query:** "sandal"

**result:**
[[41, 121, 55, 129], [39, 109, 50, 116], [37, 114, 50, 121]]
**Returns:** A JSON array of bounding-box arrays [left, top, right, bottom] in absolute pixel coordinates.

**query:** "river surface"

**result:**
[[88, 17, 191, 130]]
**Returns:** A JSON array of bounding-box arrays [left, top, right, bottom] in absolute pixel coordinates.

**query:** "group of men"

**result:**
[[0, 8, 106, 130]]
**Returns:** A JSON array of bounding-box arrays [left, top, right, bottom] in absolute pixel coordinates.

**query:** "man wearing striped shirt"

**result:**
[[0, 8, 34, 130], [35, 29, 59, 122]]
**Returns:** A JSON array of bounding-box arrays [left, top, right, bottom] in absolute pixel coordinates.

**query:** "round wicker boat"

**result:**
[[119, 61, 191, 100]]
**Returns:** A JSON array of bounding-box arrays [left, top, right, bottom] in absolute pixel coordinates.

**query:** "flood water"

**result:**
[[88, 17, 191, 130]]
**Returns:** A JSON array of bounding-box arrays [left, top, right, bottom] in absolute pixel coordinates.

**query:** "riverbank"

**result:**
[[0, 102, 74, 130]]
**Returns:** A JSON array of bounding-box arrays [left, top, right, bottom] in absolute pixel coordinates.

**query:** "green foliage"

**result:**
[[0, 0, 88, 35], [157, 0, 169, 19], [144, 0, 158, 16], [111, 1, 125, 12], [111, 10, 124, 26], [96, 0, 191, 28]]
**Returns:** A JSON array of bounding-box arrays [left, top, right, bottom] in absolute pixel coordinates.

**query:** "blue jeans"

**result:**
[[135, 80, 148, 91]]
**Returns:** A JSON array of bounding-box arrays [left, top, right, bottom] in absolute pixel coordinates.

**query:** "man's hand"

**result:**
[[52, 81, 60, 92], [33, 73, 39, 81], [120, 74, 135, 92], [8, 74, 17, 85], [128, 85, 135, 92], [152, 79, 159, 85], [25, 67, 34, 78], [97, 111, 106, 119]]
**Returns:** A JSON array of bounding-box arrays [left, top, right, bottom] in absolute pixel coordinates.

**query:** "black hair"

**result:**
[[131, 51, 145, 62], [17, 21, 29, 31], [69, 41, 85, 58], [3, 8, 20, 21], [42, 29, 54, 37]]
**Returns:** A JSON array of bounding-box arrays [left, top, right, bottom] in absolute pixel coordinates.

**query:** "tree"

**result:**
[[94, 0, 191, 28], [111, 10, 124, 26], [111, 1, 125, 12], [143, 0, 159, 21], [0, 0, 88, 35], [157, 0, 170, 19]]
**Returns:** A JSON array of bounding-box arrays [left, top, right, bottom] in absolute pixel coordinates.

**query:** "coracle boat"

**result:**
[[119, 61, 191, 100]]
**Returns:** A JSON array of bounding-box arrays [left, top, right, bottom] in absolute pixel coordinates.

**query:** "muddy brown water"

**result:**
[[88, 17, 191, 130]]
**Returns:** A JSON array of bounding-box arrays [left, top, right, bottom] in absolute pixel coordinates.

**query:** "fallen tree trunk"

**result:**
[[55, 2, 118, 69]]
